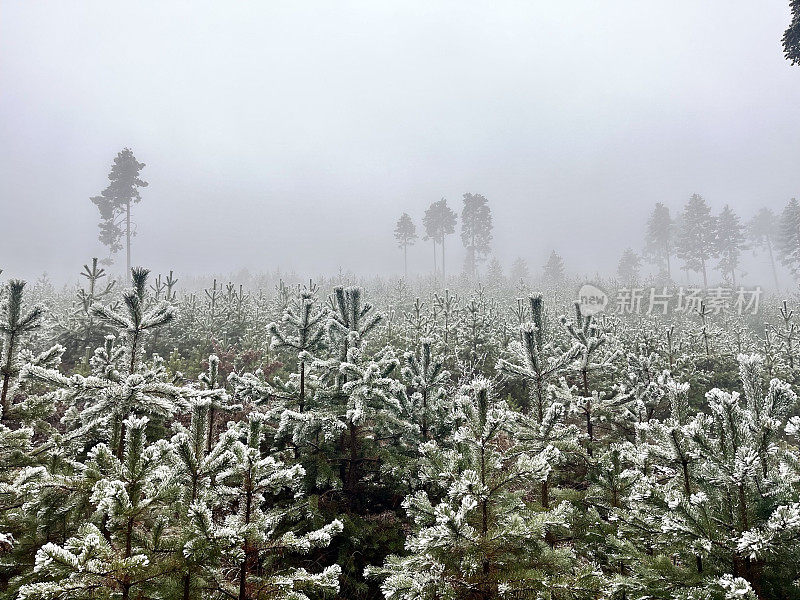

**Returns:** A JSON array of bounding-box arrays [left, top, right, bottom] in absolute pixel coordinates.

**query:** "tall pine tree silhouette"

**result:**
[[460, 193, 493, 279], [91, 149, 148, 273], [393, 213, 417, 278], [676, 193, 716, 288], [422, 198, 457, 281]]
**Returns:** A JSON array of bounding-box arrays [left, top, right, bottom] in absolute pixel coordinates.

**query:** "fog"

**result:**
[[1, 1, 798, 284]]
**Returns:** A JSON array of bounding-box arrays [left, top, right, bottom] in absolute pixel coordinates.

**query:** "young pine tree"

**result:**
[[497, 295, 579, 421], [367, 378, 573, 600], [560, 303, 619, 455], [267, 290, 327, 412], [485, 256, 504, 285], [631, 355, 800, 598], [24, 268, 182, 458], [218, 413, 343, 600], [1, 280, 44, 420], [400, 337, 450, 442], [167, 396, 238, 600], [197, 354, 241, 453], [19, 416, 172, 600]]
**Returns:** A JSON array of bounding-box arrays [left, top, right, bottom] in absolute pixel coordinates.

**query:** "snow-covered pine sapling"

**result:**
[[20, 416, 171, 600], [433, 288, 460, 347], [633, 355, 799, 595], [268, 290, 327, 412], [327, 286, 382, 359], [25, 268, 183, 458], [664, 325, 678, 371], [497, 295, 580, 421], [336, 342, 399, 504], [218, 413, 343, 600], [400, 337, 450, 441], [770, 300, 796, 369], [89, 267, 177, 454], [367, 378, 568, 600], [623, 349, 668, 424], [511, 296, 528, 326], [73, 258, 116, 353], [694, 300, 714, 359], [168, 396, 237, 599], [457, 285, 500, 376], [203, 278, 220, 339], [79, 258, 116, 308], [761, 324, 781, 378], [1, 280, 44, 421], [149, 270, 177, 302], [639, 374, 706, 574], [198, 354, 241, 453], [403, 297, 432, 348], [561, 301, 618, 454], [171, 396, 236, 503]]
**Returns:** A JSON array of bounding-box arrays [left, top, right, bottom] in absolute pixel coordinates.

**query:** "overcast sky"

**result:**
[[1, 1, 798, 283]]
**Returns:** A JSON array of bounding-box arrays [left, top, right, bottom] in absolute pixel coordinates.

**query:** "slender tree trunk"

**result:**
[[238, 489, 253, 600], [582, 369, 594, 456], [766, 236, 780, 291], [679, 454, 703, 573], [442, 236, 446, 282], [432, 241, 437, 277], [666, 242, 672, 280], [403, 244, 408, 278], [182, 574, 191, 600], [421, 389, 428, 441], [1, 332, 15, 420], [206, 405, 216, 453], [116, 419, 127, 459], [299, 361, 306, 413], [541, 479, 549, 509], [701, 255, 708, 289], [126, 200, 132, 275], [121, 517, 134, 600]]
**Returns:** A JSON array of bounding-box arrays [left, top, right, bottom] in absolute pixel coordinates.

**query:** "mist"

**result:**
[[1, 1, 798, 284]]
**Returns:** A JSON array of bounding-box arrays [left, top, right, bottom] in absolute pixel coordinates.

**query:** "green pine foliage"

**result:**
[[4, 264, 800, 600]]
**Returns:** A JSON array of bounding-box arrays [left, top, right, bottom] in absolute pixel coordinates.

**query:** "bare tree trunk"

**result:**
[[1, 332, 15, 420], [701, 256, 708, 289], [206, 405, 216, 453], [666, 242, 672, 280], [299, 361, 306, 413], [442, 236, 446, 282], [767, 236, 780, 291], [126, 201, 131, 275]]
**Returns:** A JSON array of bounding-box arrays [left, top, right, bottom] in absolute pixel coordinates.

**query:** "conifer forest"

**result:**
[[3, 3, 800, 600]]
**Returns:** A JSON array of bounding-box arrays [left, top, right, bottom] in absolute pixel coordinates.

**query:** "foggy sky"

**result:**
[[1, 1, 798, 284]]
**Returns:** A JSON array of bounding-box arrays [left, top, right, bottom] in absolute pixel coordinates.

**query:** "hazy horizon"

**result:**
[[2, 2, 798, 285]]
